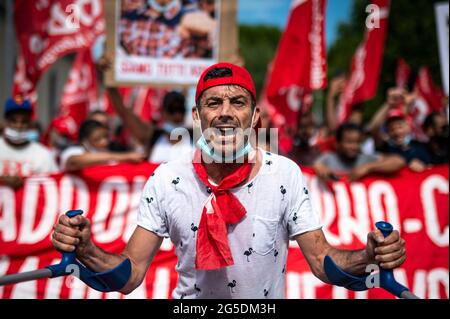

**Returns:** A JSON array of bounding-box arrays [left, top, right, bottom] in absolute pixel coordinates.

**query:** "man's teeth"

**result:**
[[218, 128, 235, 135]]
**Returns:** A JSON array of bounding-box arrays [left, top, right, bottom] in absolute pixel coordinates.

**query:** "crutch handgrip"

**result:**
[[47, 210, 83, 278], [375, 221, 409, 298]]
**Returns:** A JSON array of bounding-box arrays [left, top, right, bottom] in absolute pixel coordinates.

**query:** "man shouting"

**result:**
[[51, 62, 406, 298]]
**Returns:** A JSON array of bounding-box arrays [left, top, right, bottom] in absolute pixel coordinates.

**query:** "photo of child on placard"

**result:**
[[118, 0, 217, 59]]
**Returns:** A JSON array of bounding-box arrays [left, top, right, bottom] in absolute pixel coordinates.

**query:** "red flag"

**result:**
[[396, 58, 411, 89], [265, 0, 326, 154], [267, 0, 327, 97], [14, 0, 104, 88], [12, 54, 38, 112], [102, 87, 166, 123], [337, 0, 390, 124], [260, 62, 314, 155], [131, 88, 167, 123], [266, 85, 314, 129], [259, 84, 295, 155], [415, 66, 445, 113], [60, 50, 99, 126]]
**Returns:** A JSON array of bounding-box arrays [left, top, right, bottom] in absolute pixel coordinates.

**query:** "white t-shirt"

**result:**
[[60, 145, 125, 171], [138, 148, 322, 299], [59, 145, 86, 171], [148, 134, 193, 163], [0, 137, 59, 176]]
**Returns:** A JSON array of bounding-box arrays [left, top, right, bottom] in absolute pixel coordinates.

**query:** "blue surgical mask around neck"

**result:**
[[194, 107, 256, 163]]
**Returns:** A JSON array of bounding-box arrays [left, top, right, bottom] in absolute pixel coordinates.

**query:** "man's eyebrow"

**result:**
[[229, 95, 248, 100], [204, 96, 223, 103], [203, 94, 249, 103]]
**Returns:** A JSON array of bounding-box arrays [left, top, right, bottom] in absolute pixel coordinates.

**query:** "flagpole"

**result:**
[[4, 0, 15, 99]]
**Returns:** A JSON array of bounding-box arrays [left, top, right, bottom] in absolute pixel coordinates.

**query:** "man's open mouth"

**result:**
[[216, 126, 236, 136], [208, 126, 240, 145]]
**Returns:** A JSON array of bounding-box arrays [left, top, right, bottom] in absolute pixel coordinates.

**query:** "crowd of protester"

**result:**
[[0, 69, 448, 190], [287, 75, 449, 182]]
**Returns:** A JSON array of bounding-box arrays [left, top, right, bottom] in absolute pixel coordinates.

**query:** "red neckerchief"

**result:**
[[192, 150, 253, 270]]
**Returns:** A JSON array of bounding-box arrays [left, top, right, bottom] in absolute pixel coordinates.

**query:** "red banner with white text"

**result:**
[[14, 0, 104, 88], [0, 164, 448, 299]]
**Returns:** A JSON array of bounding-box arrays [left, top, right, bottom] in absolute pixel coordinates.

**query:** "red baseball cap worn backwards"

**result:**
[[195, 62, 257, 103], [386, 108, 407, 123]]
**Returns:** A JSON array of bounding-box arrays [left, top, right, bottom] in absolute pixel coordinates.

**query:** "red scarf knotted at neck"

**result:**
[[192, 151, 253, 270]]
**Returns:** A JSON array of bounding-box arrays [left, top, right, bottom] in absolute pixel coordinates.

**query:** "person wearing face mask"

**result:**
[[378, 110, 432, 172], [0, 97, 58, 189], [59, 120, 145, 172], [52, 63, 408, 299]]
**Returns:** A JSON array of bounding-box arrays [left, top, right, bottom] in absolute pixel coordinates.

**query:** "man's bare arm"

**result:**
[[97, 55, 154, 145], [326, 76, 347, 132], [295, 228, 405, 283], [312, 160, 336, 181], [348, 155, 406, 181], [369, 155, 406, 174], [106, 87, 154, 146], [77, 226, 163, 294], [295, 229, 369, 283], [0, 175, 24, 189], [52, 215, 163, 294], [65, 152, 144, 171], [366, 103, 390, 148]]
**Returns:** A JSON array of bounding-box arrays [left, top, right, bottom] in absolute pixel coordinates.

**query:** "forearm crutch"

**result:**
[[0, 210, 131, 292], [324, 221, 420, 299]]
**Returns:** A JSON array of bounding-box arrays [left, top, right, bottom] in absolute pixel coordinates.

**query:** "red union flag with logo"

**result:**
[[14, 0, 104, 88], [266, 0, 327, 128], [337, 0, 390, 124], [408, 67, 445, 141], [415, 66, 446, 113], [59, 50, 99, 126], [261, 63, 313, 154]]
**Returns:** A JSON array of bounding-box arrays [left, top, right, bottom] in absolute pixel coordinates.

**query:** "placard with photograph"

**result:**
[[105, 0, 237, 87]]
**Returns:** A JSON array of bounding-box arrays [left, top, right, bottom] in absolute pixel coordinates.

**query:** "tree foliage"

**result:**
[[239, 24, 282, 98], [328, 0, 445, 119]]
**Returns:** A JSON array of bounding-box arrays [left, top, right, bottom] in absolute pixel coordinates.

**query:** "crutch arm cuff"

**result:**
[[323, 255, 369, 291]]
